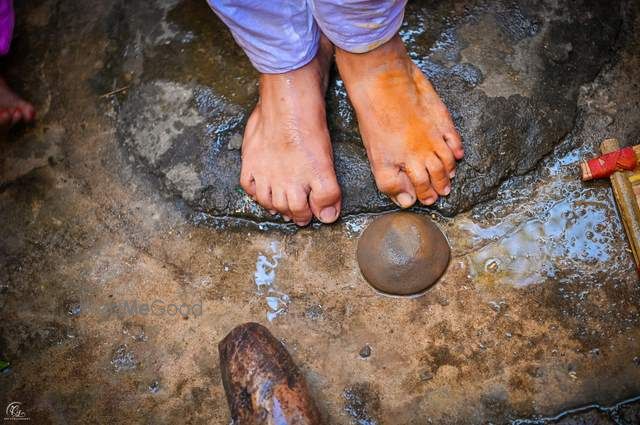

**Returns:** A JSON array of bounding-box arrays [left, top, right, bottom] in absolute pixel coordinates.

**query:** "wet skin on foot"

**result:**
[[240, 34, 462, 224], [335, 35, 464, 208], [240, 36, 341, 226]]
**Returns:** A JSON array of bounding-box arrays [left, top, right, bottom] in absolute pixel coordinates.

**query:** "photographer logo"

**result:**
[[4, 402, 29, 421]]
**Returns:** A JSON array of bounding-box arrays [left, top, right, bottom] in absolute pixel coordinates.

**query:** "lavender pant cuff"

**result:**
[[208, 0, 321, 74], [323, 16, 403, 54], [310, 0, 406, 54], [209, 0, 407, 73], [255, 33, 320, 74]]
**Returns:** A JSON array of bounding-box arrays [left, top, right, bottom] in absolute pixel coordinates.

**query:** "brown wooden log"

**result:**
[[601, 138, 640, 271], [218, 322, 321, 425]]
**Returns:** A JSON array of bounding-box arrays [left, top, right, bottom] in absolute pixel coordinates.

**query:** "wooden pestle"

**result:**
[[218, 323, 322, 425], [601, 138, 640, 270]]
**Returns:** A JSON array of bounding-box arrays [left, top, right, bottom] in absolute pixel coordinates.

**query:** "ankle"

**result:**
[[336, 35, 407, 75]]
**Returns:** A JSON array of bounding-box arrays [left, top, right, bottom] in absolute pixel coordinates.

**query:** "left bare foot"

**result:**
[[0, 76, 35, 128]]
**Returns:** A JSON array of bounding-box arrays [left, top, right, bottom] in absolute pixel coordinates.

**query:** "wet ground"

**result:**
[[1, 0, 640, 424]]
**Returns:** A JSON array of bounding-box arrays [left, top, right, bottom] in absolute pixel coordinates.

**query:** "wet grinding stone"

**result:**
[[356, 212, 450, 296], [110, 0, 624, 220]]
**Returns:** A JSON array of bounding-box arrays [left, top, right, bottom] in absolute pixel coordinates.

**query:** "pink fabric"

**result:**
[[0, 0, 13, 56]]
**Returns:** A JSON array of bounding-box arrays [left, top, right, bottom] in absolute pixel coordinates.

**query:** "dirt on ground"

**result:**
[[1, 1, 639, 424]]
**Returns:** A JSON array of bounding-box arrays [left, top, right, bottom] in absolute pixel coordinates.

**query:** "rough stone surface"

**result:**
[[112, 0, 625, 220], [618, 401, 640, 424], [1, 0, 640, 424]]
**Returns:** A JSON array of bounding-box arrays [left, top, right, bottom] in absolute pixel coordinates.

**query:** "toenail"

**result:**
[[449, 170, 456, 179], [269, 209, 277, 215], [443, 185, 451, 195], [396, 193, 414, 208], [283, 215, 291, 222], [425, 197, 437, 205], [319, 206, 337, 223]]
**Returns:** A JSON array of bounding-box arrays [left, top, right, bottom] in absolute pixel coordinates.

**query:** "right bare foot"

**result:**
[[0, 76, 35, 128], [335, 36, 463, 208], [240, 37, 341, 226]]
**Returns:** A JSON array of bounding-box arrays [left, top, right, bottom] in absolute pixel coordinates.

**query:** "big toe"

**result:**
[[309, 177, 341, 224], [374, 166, 417, 209]]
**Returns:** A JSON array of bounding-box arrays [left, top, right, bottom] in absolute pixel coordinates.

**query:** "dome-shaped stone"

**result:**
[[356, 212, 450, 296]]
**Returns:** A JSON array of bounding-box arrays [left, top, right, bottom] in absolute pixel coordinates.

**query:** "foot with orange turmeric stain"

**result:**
[[335, 35, 464, 208]]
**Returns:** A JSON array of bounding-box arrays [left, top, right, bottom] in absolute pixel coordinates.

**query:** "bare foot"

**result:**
[[240, 36, 341, 226], [0, 76, 35, 128], [335, 35, 463, 208]]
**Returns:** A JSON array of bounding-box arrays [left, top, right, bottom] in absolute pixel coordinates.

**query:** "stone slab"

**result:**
[[112, 0, 624, 220]]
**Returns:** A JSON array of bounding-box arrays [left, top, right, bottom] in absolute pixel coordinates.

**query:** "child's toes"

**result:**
[[0, 109, 10, 127], [405, 163, 438, 205], [435, 141, 457, 179], [10, 109, 21, 126], [309, 178, 341, 224], [272, 187, 292, 221], [425, 155, 451, 196], [240, 168, 257, 198], [255, 181, 274, 212], [18, 102, 35, 122], [287, 187, 313, 226], [444, 131, 464, 160], [374, 166, 417, 209]]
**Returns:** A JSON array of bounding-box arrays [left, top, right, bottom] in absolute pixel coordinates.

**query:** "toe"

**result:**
[[0, 109, 10, 126], [10, 109, 21, 126], [444, 131, 464, 160], [309, 177, 341, 224], [405, 163, 439, 205], [18, 102, 35, 122], [287, 187, 313, 226], [374, 166, 417, 208], [434, 139, 457, 179], [425, 154, 450, 196], [272, 187, 292, 220], [240, 167, 257, 198], [255, 180, 274, 212]]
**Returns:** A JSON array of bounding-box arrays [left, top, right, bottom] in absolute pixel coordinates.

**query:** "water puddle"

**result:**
[[253, 241, 290, 322], [343, 214, 374, 238], [455, 148, 626, 287]]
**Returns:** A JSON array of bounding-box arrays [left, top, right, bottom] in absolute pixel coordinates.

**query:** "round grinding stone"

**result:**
[[356, 212, 450, 296]]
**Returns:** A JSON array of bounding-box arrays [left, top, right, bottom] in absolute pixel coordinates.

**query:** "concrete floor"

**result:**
[[1, 1, 640, 424]]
